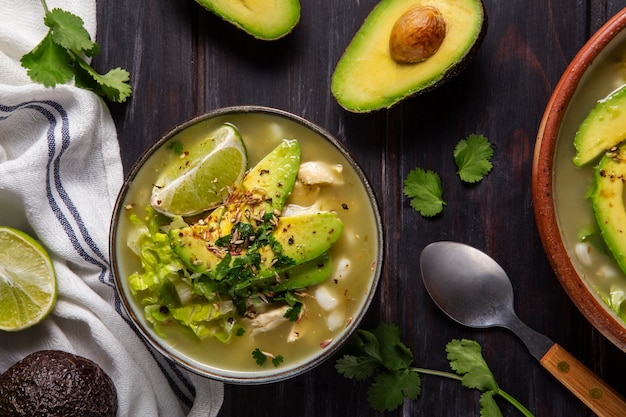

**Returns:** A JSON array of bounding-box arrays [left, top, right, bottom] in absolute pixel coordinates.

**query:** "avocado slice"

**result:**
[[272, 252, 333, 292], [331, 0, 487, 112], [195, 0, 300, 40], [242, 138, 300, 214], [170, 211, 343, 277], [590, 142, 626, 273], [574, 85, 626, 167]]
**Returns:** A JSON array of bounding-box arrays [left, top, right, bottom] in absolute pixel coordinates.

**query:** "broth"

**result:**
[[553, 31, 626, 313], [113, 111, 381, 377]]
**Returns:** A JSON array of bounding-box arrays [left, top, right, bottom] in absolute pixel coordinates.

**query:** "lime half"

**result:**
[[0, 226, 57, 331], [151, 123, 248, 217]]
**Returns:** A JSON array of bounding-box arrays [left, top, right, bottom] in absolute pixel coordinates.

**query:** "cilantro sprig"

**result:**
[[403, 134, 494, 217], [336, 322, 534, 416], [21, 0, 132, 103]]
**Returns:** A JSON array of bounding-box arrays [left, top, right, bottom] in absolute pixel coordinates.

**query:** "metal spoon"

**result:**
[[420, 241, 626, 416]]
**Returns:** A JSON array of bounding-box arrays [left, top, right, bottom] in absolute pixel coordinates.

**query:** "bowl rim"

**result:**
[[109, 105, 384, 384], [533, 10, 626, 351]]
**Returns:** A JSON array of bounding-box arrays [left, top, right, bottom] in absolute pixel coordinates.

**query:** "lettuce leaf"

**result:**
[[126, 206, 239, 343]]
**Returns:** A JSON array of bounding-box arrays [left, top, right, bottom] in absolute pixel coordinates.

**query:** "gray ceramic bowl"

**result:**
[[110, 106, 383, 383], [533, 10, 626, 352]]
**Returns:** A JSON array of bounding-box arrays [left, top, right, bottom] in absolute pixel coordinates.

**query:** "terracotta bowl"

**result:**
[[533, 10, 626, 351], [110, 106, 383, 383]]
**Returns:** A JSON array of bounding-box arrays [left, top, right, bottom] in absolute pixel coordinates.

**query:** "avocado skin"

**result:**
[[332, 0, 488, 112], [0, 350, 117, 417]]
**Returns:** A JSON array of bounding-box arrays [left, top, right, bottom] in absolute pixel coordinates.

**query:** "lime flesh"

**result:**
[[0, 226, 57, 331], [150, 123, 248, 217]]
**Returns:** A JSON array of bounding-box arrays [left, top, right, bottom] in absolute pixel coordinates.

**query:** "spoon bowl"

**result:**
[[420, 241, 626, 416], [420, 241, 514, 329]]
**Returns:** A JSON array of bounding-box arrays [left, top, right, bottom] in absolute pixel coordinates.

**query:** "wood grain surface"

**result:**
[[95, 1, 626, 415]]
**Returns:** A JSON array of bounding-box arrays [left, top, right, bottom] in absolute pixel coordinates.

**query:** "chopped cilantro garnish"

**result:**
[[454, 134, 494, 183], [252, 348, 267, 365], [272, 355, 284, 367], [402, 168, 446, 217], [284, 301, 302, 322], [166, 141, 185, 156], [21, 1, 132, 103], [336, 322, 534, 416], [252, 348, 284, 367], [209, 212, 301, 316]]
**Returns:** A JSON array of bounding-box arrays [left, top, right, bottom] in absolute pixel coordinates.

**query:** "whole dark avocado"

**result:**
[[0, 350, 118, 417]]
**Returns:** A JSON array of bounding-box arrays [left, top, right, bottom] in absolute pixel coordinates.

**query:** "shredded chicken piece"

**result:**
[[247, 306, 290, 337], [297, 161, 344, 185]]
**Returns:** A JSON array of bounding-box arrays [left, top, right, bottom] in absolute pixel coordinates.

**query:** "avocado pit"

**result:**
[[389, 5, 446, 63]]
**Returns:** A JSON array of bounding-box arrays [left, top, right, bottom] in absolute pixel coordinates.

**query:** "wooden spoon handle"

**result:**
[[540, 343, 626, 416]]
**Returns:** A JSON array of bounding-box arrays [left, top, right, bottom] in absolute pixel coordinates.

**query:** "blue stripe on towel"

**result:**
[[0, 100, 196, 409]]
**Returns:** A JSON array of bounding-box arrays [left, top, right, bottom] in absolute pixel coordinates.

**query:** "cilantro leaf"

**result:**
[[252, 348, 267, 366], [21, 34, 74, 87], [272, 355, 284, 367], [367, 370, 421, 411], [75, 62, 132, 103], [21, 4, 132, 103], [45, 8, 99, 56], [454, 134, 494, 183], [480, 391, 504, 417], [370, 322, 413, 371], [283, 301, 302, 322], [335, 354, 380, 380], [355, 329, 383, 362], [446, 338, 499, 392], [403, 168, 446, 217]]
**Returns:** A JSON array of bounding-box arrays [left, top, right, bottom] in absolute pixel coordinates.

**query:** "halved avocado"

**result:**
[[331, 0, 487, 112], [195, 0, 300, 40]]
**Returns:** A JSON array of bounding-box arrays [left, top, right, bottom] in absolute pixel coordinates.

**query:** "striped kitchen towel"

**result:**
[[0, 1, 224, 416]]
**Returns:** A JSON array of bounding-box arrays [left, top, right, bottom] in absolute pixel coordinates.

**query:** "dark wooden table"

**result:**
[[96, 1, 626, 415]]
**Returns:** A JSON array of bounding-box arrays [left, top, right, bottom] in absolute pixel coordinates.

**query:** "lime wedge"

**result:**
[[151, 123, 248, 217], [0, 226, 57, 331]]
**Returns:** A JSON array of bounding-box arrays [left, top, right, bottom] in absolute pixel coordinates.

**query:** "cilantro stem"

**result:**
[[40, 0, 49, 14], [497, 389, 535, 417], [414, 368, 534, 417], [411, 367, 463, 381]]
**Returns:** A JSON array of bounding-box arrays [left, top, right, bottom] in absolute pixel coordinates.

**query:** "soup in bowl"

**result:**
[[533, 10, 626, 352], [110, 106, 383, 383]]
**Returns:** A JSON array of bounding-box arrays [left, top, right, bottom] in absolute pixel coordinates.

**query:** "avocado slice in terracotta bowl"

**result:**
[[331, 0, 487, 112]]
